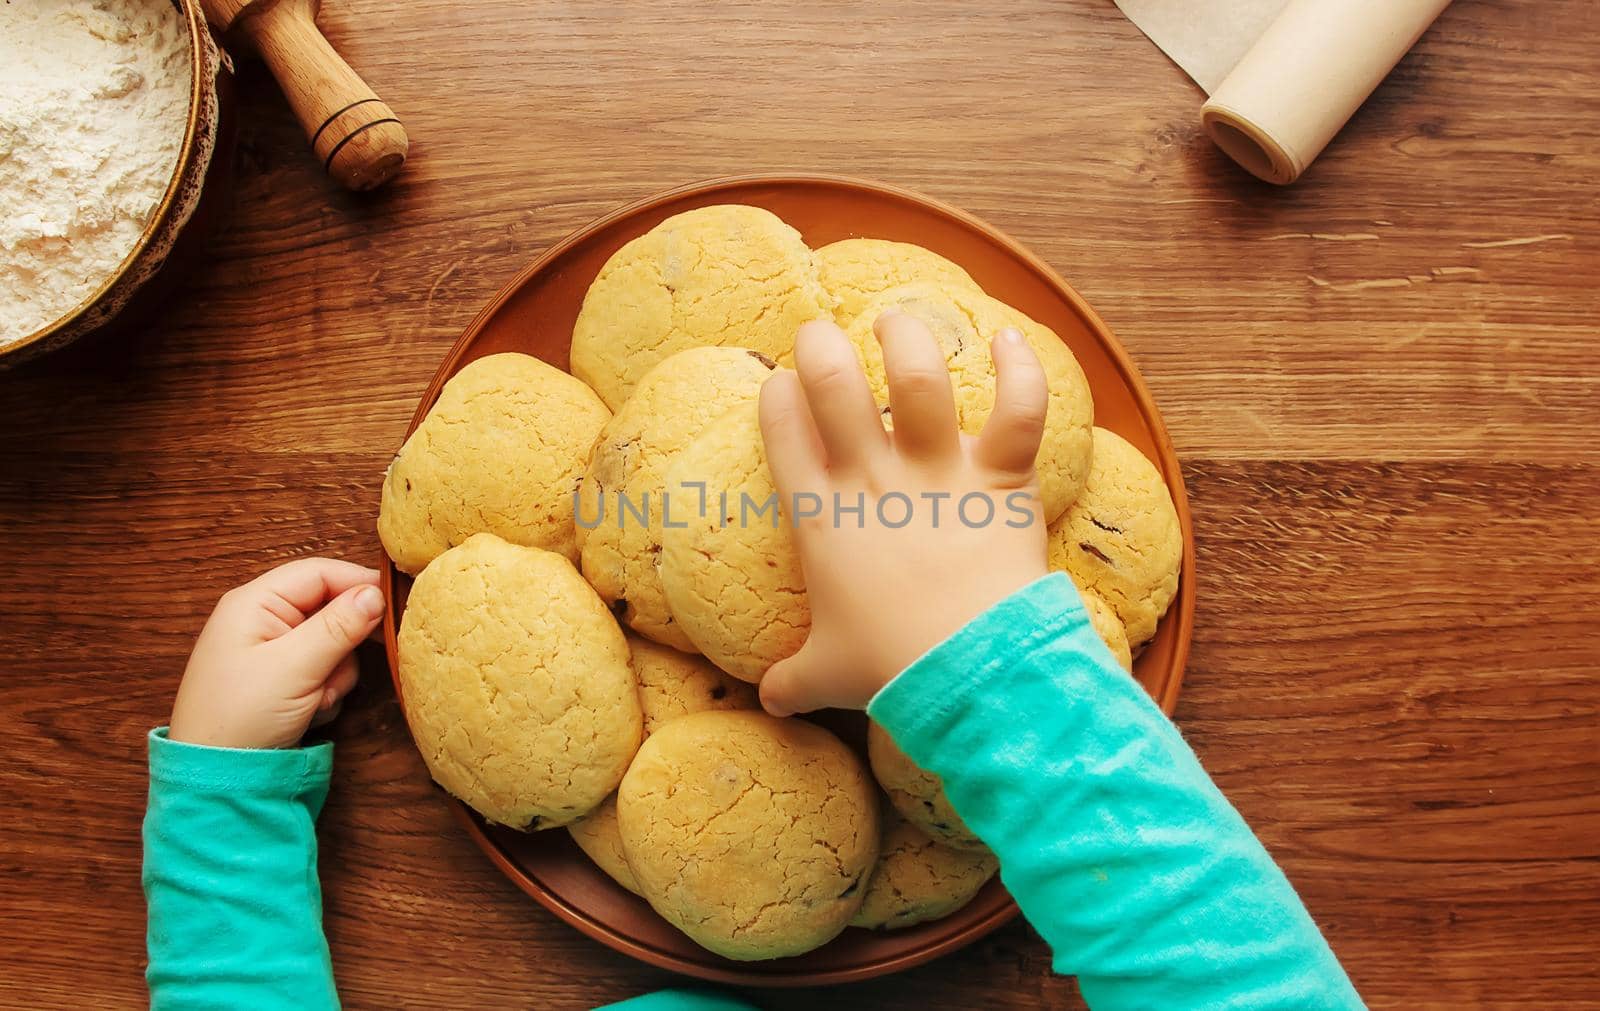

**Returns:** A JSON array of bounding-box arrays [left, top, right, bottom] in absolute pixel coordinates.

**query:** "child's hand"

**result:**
[[168, 558, 386, 749], [758, 311, 1050, 716]]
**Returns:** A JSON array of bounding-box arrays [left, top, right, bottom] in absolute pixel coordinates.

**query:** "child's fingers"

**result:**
[[273, 584, 386, 688], [792, 319, 886, 471], [875, 310, 960, 461], [759, 369, 826, 502], [242, 557, 381, 625], [975, 328, 1049, 479]]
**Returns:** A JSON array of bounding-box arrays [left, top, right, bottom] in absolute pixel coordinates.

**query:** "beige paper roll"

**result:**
[[1201, 0, 1452, 184]]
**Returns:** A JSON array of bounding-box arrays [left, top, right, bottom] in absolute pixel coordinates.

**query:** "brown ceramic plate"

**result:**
[[380, 174, 1196, 986]]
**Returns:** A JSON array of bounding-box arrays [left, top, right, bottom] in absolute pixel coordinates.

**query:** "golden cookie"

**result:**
[[576, 346, 776, 651], [565, 794, 637, 894], [378, 353, 610, 574], [1046, 427, 1182, 649], [658, 400, 807, 682], [617, 711, 879, 960], [570, 204, 830, 409], [850, 809, 998, 931], [567, 638, 759, 894], [815, 238, 978, 325], [617, 707, 883, 959], [841, 283, 1094, 521], [1080, 585, 1134, 673], [396, 533, 642, 830], [867, 721, 985, 852], [630, 635, 762, 733]]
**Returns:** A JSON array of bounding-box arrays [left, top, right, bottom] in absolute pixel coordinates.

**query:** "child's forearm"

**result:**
[[868, 573, 1363, 1011], [143, 729, 340, 1011]]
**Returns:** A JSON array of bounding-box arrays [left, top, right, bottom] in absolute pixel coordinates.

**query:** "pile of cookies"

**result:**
[[378, 204, 1182, 961]]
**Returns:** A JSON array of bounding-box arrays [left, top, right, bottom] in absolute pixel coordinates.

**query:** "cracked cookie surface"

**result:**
[[814, 238, 979, 325], [379, 353, 611, 574], [658, 399, 807, 682], [396, 533, 642, 830], [570, 204, 829, 409], [849, 808, 998, 931], [1046, 427, 1182, 649], [576, 346, 776, 652], [616, 710, 879, 961], [568, 637, 759, 894], [840, 282, 1094, 521]]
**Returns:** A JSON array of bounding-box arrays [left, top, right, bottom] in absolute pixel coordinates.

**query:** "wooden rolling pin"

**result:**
[[199, 0, 408, 191]]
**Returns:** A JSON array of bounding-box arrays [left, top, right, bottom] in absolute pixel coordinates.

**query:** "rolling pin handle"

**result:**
[[247, 3, 409, 191]]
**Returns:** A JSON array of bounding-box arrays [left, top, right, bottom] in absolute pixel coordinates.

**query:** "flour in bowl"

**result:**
[[0, 0, 192, 344]]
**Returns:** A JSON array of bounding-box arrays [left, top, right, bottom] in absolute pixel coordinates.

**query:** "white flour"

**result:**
[[0, 0, 192, 344]]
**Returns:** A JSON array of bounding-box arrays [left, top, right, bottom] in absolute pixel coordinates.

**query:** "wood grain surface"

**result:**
[[2, 1, 1597, 1008]]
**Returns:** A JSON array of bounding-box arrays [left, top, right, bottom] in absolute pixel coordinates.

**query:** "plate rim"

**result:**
[[380, 172, 1196, 986]]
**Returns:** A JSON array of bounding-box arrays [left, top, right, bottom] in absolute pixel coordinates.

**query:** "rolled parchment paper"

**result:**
[[1200, 0, 1453, 184]]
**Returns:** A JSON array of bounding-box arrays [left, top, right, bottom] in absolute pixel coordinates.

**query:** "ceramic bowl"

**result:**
[[0, 0, 235, 369]]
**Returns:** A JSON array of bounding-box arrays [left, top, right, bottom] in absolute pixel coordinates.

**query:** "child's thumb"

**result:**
[[760, 642, 825, 718], [280, 584, 386, 685]]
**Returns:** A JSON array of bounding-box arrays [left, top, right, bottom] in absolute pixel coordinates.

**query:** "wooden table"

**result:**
[[3, 1, 1596, 1007]]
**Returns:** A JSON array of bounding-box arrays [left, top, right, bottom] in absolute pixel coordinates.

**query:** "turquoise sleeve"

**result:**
[[143, 728, 340, 1011], [867, 573, 1363, 1011]]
